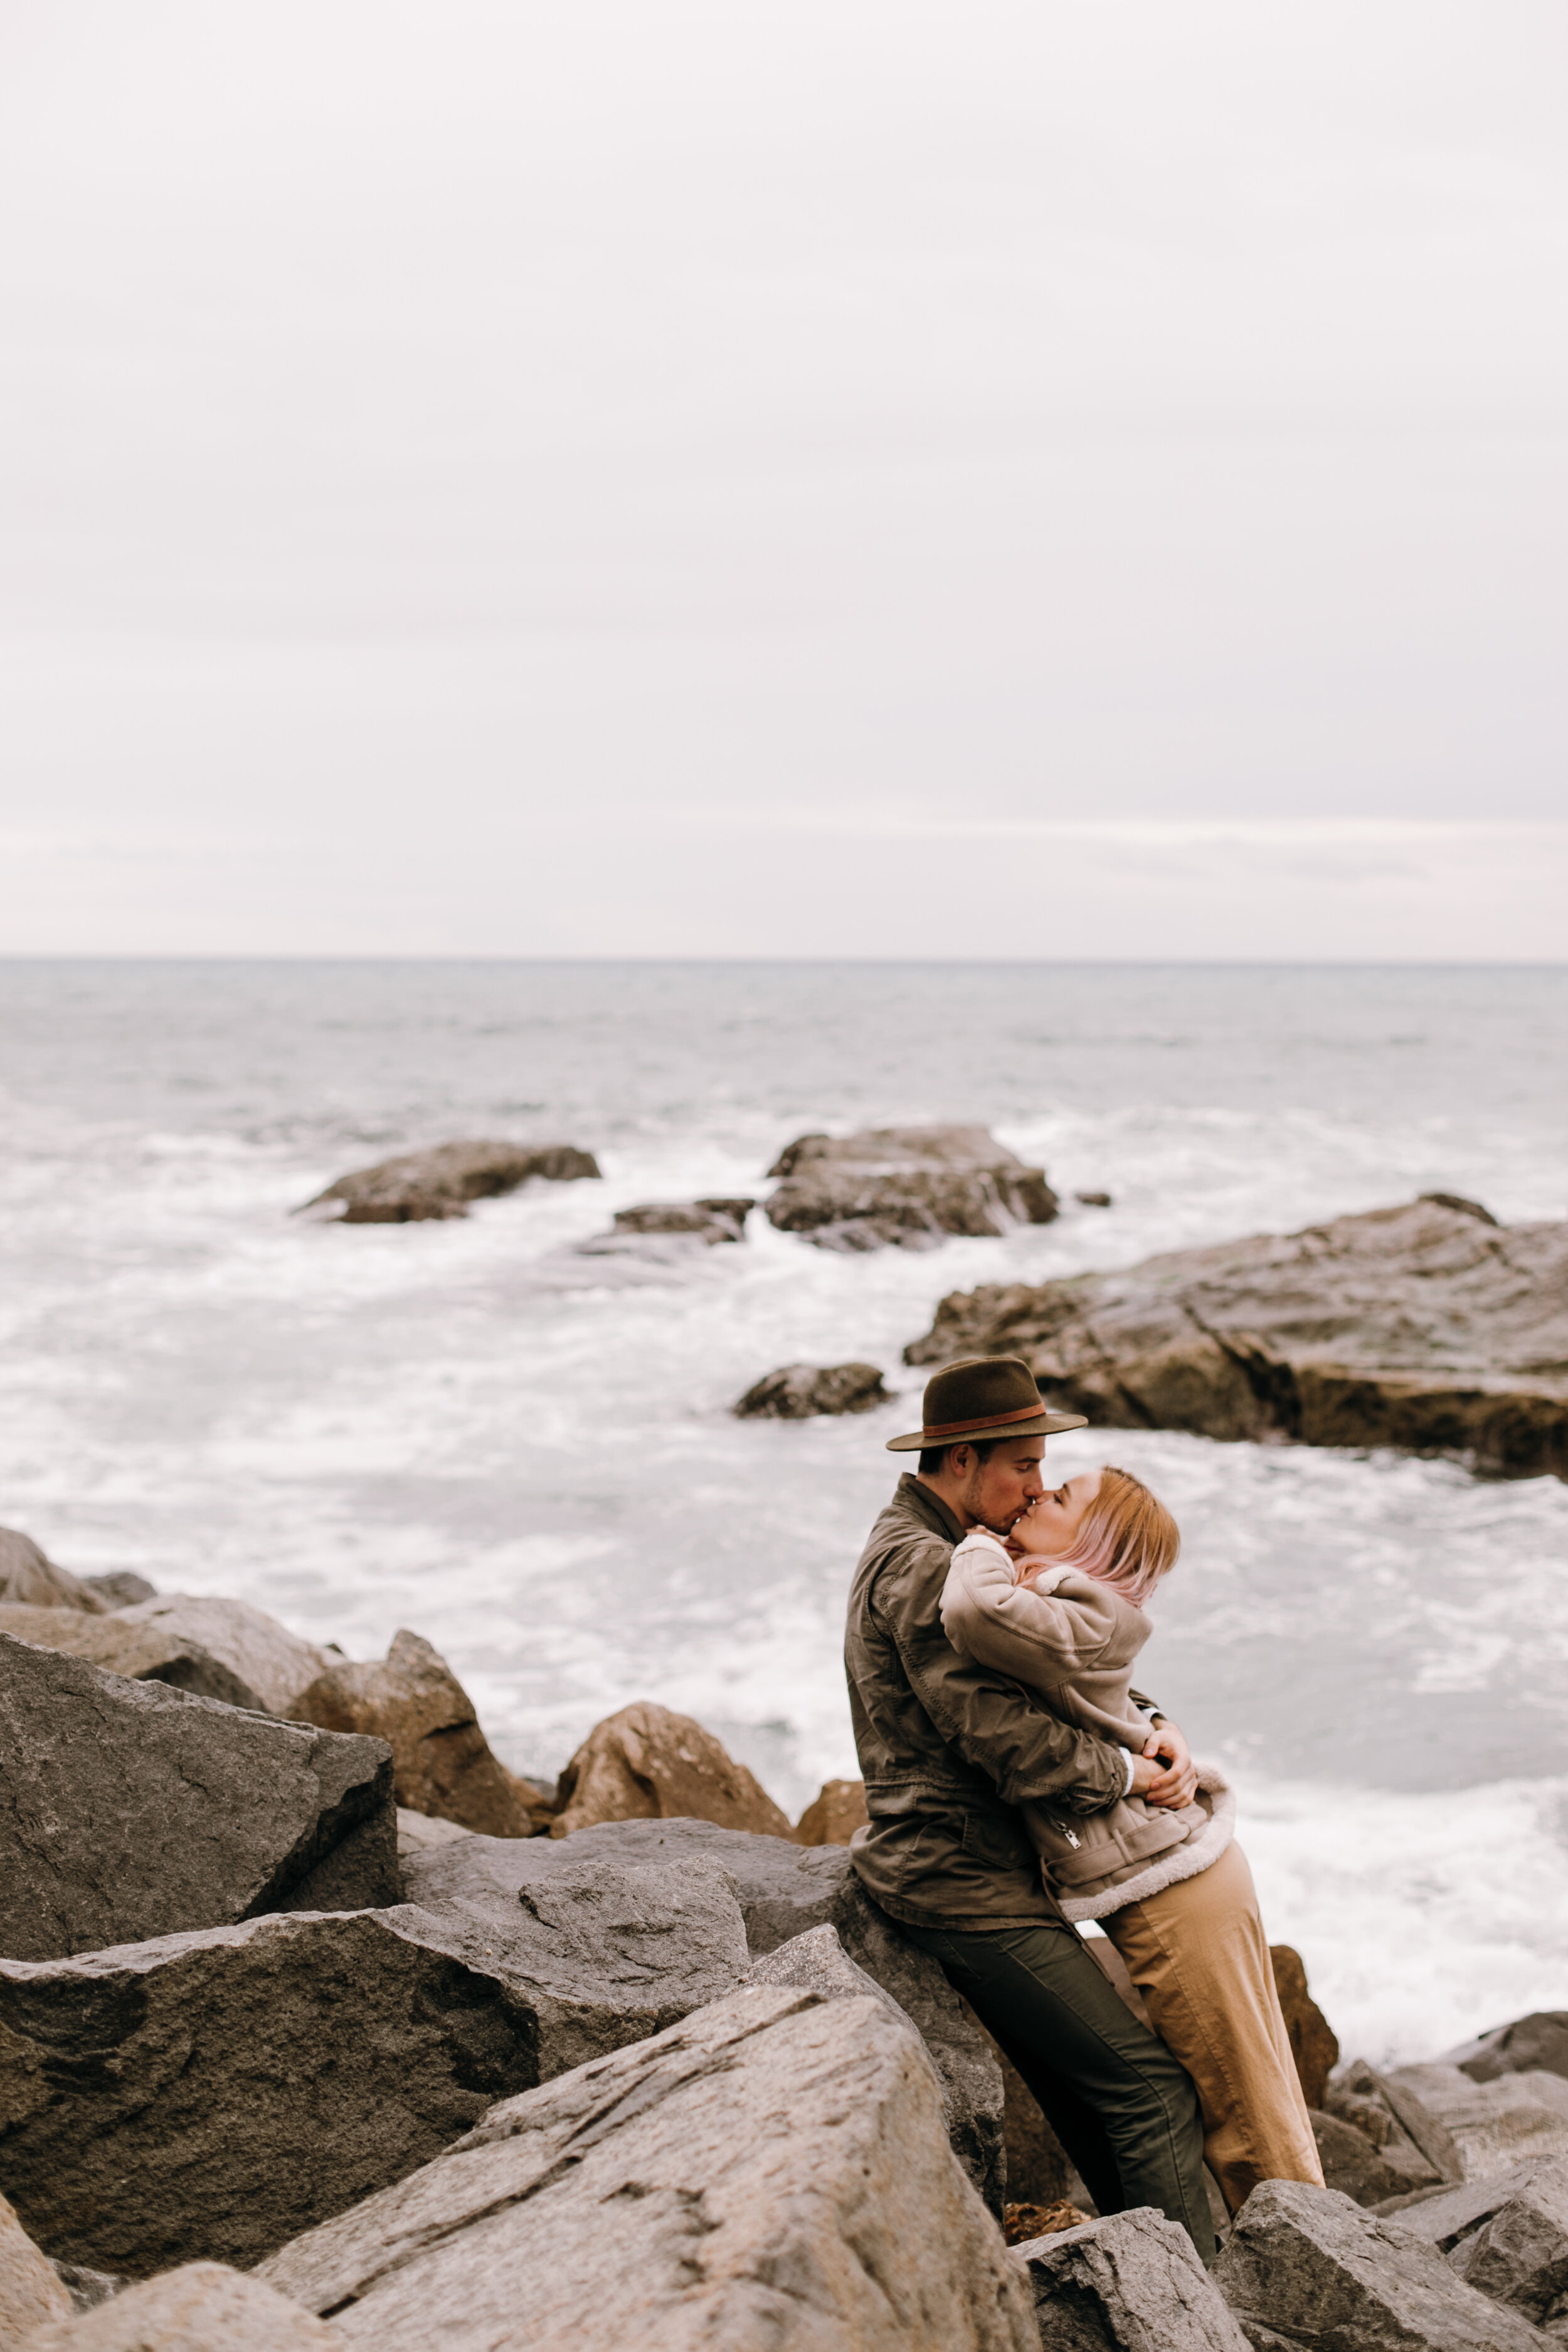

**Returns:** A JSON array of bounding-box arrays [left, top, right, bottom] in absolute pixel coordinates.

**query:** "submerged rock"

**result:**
[[549, 1701, 795, 1841], [0, 1605, 265, 1710], [904, 1196, 1568, 1478], [0, 1633, 398, 1961], [765, 1125, 1059, 1252], [296, 1139, 600, 1223], [0, 1527, 107, 1614], [732, 1362, 890, 1418], [1014, 2206, 1251, 2350], [257, 1984, 1038, 2352], [21, 2262, 341, 2349]]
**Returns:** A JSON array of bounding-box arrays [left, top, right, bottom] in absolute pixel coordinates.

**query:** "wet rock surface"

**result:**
[[905, 1196, 1568, 1476], [765, 1124, 1059, 1252], [1014, 2206, 1251, 2350], [296, 1138, 600, 1222], [549, 1700, 796, 1840], [257, 1983, 1037, 2352], [578, 1195, 755, 1252], [0, 1633, 398, 1961], [732, 1361, 890, 1418]]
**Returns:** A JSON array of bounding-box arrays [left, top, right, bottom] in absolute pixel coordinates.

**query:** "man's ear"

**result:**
[[948, 1443, 973, 1476]]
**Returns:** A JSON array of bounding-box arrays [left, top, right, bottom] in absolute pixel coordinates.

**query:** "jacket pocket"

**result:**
[[960, 1806, 1034, 1874]]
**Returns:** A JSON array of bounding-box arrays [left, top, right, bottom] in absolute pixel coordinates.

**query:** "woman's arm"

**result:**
[[940, 1528, 1123, 1686]]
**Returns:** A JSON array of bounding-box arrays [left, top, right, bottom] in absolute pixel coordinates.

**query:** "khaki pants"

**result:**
[[1100, 1841, 1324, 2215]]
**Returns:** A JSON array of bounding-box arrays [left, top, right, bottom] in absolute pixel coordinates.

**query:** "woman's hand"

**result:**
[[1130, 1717, 1197, 1810]]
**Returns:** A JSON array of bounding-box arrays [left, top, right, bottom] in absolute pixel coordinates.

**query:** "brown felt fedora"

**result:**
[[886, 1355, 1088, 1451]]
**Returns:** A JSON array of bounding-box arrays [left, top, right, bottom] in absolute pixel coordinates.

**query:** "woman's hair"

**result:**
[[1040, 1467, 1180, 1608]]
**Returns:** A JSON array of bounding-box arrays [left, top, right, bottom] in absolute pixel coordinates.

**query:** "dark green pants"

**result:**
[[902, 1915, 1216, 2264]]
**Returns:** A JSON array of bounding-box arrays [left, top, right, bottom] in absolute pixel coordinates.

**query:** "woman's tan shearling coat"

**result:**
[[940, 1527, 1233, 1921]]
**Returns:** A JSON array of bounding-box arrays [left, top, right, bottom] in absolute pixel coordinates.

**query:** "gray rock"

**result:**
[[766, 1125, 1059, 1253], [749, 1922, 927, 2049], [904, 1197, 1568, 1480], [1309, 2111, 1417, 2206], [395, 1805, 474, 1859], [112, 1594, 332, 1717], [50, 2260, 129, 2316], [497, 1815, 1006, 2212], [398, 1844, 751, 2078], [0, 1631, 398, 1961], [0, 1909, 540, 2278], [1389, 2065, 1568, 2183], [0, 1527, 107, 1613], [1324, 2058, 1463, 2191], [1014, 2206, 1251, 2349], [1388, 2156, 1568, 2326], [1214, 2178, 1550, 2349], [0, 1606, 266, 1710], [79, 1572, 157, 1609], [1449, 2016, 1568, 2087], [21, 2262, 343, 2348], [257, 1983, 1039, 2351], [732, 1361, 891, 1418], [296, 1139, 601, 1224]]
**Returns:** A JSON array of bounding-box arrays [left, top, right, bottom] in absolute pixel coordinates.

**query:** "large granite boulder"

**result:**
[[1389, 2155, 1568, 2328], [1214, 2178, 1549, 2350], [0, 2190, 73, 2340], [549, 1702, 795, 1841], [111, 1594, 331, 1717], [1448, 2015, 1568, 2086], [1271, 1944, 1340, 2109], [395, 1841, 752, 2079], [22, 2263, 341, 2349], [905, 1197, 1568, 1478], [504, 1815, 1005, 2211], [296, 1139, 600, 1223], [733, 1362, 890, 1418], [0, 1633, 398, 1960], [1389, 2064, 1568, 2183], [765, 1125, 1059, 1253], [0, 1606, 265, 1710], [257, 1983, 1039, 2351], [0, 1909, 540, 2279], [290, 1631, 548, 1836], [0, 1528, 106, 1613], [1014, 2206, 1251, 2349]]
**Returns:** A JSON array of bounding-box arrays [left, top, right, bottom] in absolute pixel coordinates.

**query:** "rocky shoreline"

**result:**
[[5, 1533, 1568, 2349]]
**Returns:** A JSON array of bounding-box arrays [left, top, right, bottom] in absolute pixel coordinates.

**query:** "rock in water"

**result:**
[[795, 1777, 870, 1845], [395, 1843, 752, 2079], [1446, 2013, 1568, 2085], [290, 1630, 546, 1836], [732, 1363, 890, 1419], [1271, 1944, 1340, 2109], [295, 1139, 600, 1223], [111, 1594, 331, 1717], [1014, 2206, 1251, 2350], [1387, 2155, 1568, 2327], [579, 1197, 755, 1251], [904, 1196, 1568, 1478], [0, 1910, 540, 2278], [1214, 2178, 1549, 2350], [0, 1527, 107, 1613], [549, 1701, 795, 1841], [0, 1606, 265, 1710], [765, 1125, 1059, 1253], [0, 2190, 73, 2339], [0, 1633, 398, 1960], [21, 2262, 343, 2348], [257, 1984, 1039, 2352]]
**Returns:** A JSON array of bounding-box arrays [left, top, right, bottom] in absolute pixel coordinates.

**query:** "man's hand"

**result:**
[[1128, 1717, 1197, 1811]]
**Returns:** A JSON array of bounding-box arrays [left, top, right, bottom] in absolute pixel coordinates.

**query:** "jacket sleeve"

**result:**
[[941, 1531, 1120, 1685]]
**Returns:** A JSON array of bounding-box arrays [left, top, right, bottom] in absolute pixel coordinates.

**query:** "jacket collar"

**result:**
[[893, 1472, 967, 1549]]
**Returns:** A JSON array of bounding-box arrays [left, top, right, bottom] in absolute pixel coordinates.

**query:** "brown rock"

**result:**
[[0, 1604, 265, 1710], [296, 1140, 600, 1224], [1003, 2199, 1089, 2246], [765, 1125, 1059, 1253], [290, 1631, 546, 1836], [0, 2189, 73, 2339], [1272, 1944, 1340, 2109], [550, 1702, 794, 1841], [0, 1527, 107, 1614], [732, 1363, 890, 1419], [795, 1777, 870, 1845]]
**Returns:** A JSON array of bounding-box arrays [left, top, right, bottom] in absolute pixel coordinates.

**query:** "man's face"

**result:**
[[960, 1438, 1047, 1532]]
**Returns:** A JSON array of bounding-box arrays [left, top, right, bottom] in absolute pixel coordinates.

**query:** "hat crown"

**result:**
[[919, 1355, 1044, 1438]]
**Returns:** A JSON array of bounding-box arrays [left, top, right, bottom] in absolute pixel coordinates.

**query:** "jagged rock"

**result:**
[[1214, 2178, 1549, 2349], [514, 1816, 1005, 2212], [1271, 1944, 1340, 2109], [765, 1125, 1059, 1253], [0, 1527, 107, 1613], [0, 1632, 398, 1961], [1449, 2015, 1568, 2085], [904, 1197, 1568, 1478], [395, 1841, 751, 2079], [290, 1631, 544, 1836], [549, 1701, 795, 1841], [1389, 2065, 1568, 2182], [21, 2262, 343, 2348], [750, 1923, 926, 2052], [257, 1983, 1039, 2352], [732, 1363, 890, 1419], [0, 1607, 265, 1710], [1325, 2058, 1463, 2190], [296, 1140, 600, 1224], [795, 1776, 870, 1845], [1014, 2206, 1251, 2349], [50, 2260, 129, 2316], [80, 1572, 156, 1609], [0, 1909, 540, 2279], [0, 2190, 73, 2339], [1388, 2155, 1568, 2326], [395, 1806, 475, 1860], [112, 1594, 331, 1717], [1311, 2111, 1427, 2207]]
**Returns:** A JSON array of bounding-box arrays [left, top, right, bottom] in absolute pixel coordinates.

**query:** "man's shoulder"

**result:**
[[853, 1483, 957, 1616]]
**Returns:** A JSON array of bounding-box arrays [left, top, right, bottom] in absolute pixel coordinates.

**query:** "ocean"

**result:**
[[3, 958, 1565, 2065]]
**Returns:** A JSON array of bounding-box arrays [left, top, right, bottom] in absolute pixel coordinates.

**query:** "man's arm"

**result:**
[[889, 1611, 1130, 1816]]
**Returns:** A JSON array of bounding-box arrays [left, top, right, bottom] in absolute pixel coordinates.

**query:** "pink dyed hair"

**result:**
[[1020, 1467, 1180, 1608]]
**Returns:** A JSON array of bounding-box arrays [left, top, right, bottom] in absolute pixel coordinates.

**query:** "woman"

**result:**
[[941, 1465, 1322, 2215]]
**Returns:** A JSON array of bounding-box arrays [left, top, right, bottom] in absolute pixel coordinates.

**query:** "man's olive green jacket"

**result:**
[[845, 1475, 1155, 1929]]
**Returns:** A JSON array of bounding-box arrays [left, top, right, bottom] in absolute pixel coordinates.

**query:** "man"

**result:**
[[844, 1353, 1214, 2259]]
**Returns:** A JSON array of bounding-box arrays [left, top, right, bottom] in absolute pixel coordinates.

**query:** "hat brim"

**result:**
[[886, 1408, 1089, 1451]]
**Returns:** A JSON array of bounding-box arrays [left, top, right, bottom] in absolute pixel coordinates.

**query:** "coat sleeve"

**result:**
[[941, 1531, 1121, 1683]]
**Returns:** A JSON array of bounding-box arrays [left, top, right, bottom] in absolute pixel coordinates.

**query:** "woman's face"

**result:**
[[1012, 1468, 1103, 1557]]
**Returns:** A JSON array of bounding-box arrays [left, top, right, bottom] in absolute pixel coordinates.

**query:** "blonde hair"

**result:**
[[1041, 1467, 1180, 1608]]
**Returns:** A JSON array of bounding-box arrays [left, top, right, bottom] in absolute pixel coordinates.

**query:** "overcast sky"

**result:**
[[3, 0, 1564, 956]]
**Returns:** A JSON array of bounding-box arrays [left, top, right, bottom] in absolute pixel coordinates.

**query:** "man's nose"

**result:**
[[1024, 1468, 1046, 1499]]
